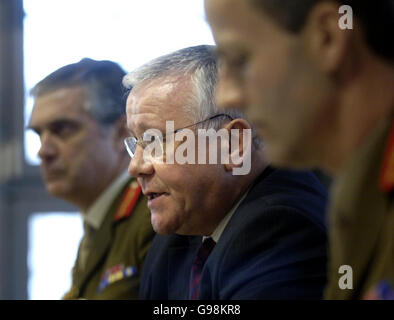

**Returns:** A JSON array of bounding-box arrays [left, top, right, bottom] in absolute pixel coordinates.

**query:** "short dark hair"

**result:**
[[31, 58, 127, 124], [249, 0, 394, 63]]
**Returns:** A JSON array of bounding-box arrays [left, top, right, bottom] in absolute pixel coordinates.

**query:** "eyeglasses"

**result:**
[[124, 113, 233, 159]]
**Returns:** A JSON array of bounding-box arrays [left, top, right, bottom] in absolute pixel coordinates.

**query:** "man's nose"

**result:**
[[128, 145, 154, 178], [216, 67, 245, 112], [37, 132, 58, 161]]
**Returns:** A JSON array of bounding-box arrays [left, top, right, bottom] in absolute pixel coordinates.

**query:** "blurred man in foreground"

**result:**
[[205, 0, 394, 299]]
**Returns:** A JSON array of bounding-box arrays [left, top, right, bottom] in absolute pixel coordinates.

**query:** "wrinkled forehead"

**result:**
[[205, 0, 248, 26], [205, 0, 275, 41], [126, 77, 195, 134], [29, 86, 89, 126]]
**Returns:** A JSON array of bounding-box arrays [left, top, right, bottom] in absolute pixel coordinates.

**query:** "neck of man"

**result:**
[[75, 155, 129, 213], [201, 149, 268, 236], [320, 56, 394, 177]]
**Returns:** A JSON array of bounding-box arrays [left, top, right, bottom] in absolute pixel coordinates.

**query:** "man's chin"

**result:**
[[151, 221, 174, 235], [151, 212, 180, 235], [45, 181, 70, 198]]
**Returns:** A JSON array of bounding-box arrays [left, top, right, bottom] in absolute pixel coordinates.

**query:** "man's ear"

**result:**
[[112, 115, 129, 153], [301, 1, 354, 76], [223, 118, 253, 172]]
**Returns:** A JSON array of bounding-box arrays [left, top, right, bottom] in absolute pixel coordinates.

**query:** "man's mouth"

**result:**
[[41, 165, 68, 184], [146, 192, 165, 200], [43, 169, 64, 180], [145, 192, 169, 208]]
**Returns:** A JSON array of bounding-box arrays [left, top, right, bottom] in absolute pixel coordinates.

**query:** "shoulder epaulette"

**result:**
[[114, 180, 142, 222], [379, 121, 394, 193]]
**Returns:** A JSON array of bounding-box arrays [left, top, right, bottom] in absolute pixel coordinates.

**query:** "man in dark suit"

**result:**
[[141, 168, 328, 299], [123, 45, 328, 299], [28, 58, 155, 299]]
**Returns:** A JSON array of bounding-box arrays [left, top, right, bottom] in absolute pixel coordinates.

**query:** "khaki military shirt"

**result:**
[[325, 117, 394, 299], [63, 176, 154, 300]]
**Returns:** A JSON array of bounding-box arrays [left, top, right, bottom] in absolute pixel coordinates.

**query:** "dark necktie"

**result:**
[[189, 237, 216, 300]]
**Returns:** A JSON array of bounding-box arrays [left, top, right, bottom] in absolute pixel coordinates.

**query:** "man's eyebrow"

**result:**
[[133, 122, 163, 134], [127, 128, 136, 137], [213, 47, 224, 59], [26, 124, 39, 133], [215, 43, 246, 60], [26, 120, 46, 133], [27, 119, 80, 133]]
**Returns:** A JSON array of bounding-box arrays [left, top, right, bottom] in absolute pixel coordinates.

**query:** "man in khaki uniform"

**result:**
[[28, 58, 154, 299], [205, 0, 394, 299], [325, 118, 394, 299]]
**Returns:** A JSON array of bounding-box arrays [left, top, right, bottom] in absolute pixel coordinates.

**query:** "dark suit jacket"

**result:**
[[140, 167, 328, 300]]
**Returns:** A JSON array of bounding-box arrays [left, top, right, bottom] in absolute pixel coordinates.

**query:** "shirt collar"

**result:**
[[83, 171, 130, 230], [207, 186, 251, 243]]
